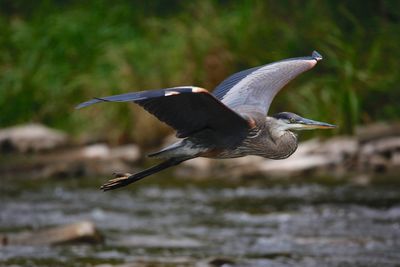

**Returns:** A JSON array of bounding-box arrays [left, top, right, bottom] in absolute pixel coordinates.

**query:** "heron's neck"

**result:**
[[247, 116, 298, 159], [266, 117, 296, 140]]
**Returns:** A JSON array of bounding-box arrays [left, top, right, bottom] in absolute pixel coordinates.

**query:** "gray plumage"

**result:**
[[76, 51, 335, 191]]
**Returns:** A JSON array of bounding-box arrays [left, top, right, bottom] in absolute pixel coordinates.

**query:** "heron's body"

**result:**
[[76, 51, 335, 191], [155, 115, 298, 160]]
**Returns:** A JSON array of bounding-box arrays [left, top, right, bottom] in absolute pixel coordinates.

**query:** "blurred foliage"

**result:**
[[0, 0, 399, 145]]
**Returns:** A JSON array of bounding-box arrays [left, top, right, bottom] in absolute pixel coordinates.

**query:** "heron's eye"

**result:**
[[289, 118, 296, 123]]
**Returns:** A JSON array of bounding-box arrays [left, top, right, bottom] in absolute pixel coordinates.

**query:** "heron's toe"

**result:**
[[112, 172, 132, 178], [101, 173, 132, 191]]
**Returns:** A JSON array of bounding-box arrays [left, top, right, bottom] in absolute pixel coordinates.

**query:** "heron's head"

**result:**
[[272, 112, 336, 131]]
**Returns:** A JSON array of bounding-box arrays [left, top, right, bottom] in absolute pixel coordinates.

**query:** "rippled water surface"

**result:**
[[1, 176, 400, 266]]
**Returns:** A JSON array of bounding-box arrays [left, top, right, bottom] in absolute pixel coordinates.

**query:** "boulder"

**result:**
[[0, 143, 140, 180], [359, 137, 400, 155], [358, 137, 400, 173], [257, 154, 341, 177], [81, 144, 141, 162], [0, 123, 68, 153], [356, 122, 400, 143], [81, 143, 111, 159], [391, 152, 400, 166], [1, 221, 103, 246], [313, 137, 358, 157], [109, 144, 141, 162]]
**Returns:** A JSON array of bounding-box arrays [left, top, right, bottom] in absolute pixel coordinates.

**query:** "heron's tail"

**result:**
[[100, 158, 188, 191], [147, 141, 185, 159]]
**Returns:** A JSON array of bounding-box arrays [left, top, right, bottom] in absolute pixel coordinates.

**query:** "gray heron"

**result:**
[[77, 51, 335, 191]]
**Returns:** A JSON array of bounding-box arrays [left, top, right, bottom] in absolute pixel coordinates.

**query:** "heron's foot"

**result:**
[[100, 172, 132, 192]]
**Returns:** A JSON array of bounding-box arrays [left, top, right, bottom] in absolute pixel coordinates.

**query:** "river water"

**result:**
[[1, 175, 400, 267]]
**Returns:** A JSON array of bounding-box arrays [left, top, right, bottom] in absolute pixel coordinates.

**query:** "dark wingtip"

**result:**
[[312, 51, 323, 61]]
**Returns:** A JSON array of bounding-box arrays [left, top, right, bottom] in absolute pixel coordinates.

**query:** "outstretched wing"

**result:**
[[212, 51, 323, 116], [76, 86, 250, 141]]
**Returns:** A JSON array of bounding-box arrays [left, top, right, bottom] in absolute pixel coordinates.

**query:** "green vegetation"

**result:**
[[0, 0, 399, 145]]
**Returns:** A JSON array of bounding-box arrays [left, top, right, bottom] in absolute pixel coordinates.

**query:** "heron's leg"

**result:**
[[100, 158, 189, 191]]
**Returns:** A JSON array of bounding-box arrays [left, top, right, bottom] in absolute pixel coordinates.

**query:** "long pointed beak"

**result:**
[[300, 118, 336, 129]]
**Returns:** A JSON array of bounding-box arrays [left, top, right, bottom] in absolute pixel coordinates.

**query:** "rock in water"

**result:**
[[0, 123, 68, 153], [1, 221, 103, 246]]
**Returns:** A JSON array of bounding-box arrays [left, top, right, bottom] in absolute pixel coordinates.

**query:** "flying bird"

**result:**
[[77, 51, 335, 191]]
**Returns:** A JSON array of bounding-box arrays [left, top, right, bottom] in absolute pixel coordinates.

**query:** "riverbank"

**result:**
[[1, 122, 400, 183]]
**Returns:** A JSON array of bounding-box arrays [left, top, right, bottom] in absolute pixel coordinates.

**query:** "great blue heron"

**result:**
[[77, 51, 335, 191]]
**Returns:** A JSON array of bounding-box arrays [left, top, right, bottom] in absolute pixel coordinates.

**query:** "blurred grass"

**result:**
[[0, 0, 399, 145]]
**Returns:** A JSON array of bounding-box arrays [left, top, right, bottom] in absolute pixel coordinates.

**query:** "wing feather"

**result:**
[[212, 51, 322, 116], [212, 66, 264, 100], [76, 87, 250, 143]]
